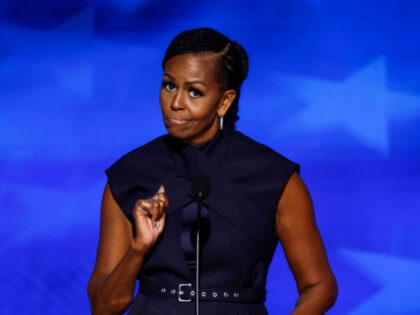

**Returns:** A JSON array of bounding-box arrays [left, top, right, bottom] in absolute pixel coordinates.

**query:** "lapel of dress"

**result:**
[[161, 126, 272, 261], [160, 127, 232, 215]]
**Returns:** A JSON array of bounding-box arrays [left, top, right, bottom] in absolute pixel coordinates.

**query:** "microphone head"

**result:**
[[191, 173, 211, 200]]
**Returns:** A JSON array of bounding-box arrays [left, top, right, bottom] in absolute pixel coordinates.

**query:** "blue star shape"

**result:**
[[0, 8, 165, 160], [271, 57, 420, 155], [340, 248, 420, 314], [0, 8, 96, 102]]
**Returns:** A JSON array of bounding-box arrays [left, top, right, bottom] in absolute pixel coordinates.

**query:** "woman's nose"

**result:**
[[170, 91, 184, 111]]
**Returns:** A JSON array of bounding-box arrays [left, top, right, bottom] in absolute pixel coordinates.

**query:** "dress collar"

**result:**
[[163, 126, 234, 179], [160, 125, 271, 261]]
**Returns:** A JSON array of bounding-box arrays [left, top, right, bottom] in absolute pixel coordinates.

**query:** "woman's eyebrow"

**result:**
[[163, 73, 207, 87], [163, 73, 175, 80], [187, 80, 207, 87]]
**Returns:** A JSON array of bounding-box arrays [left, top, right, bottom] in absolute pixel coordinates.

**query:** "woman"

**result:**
[[88, 28, 338, 315]]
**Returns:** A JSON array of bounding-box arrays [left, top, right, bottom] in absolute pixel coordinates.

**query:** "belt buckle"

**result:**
[[178, 283, 192, 302]]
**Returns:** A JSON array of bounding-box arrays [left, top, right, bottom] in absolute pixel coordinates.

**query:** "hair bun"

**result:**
[[229, 41, 249, 84]]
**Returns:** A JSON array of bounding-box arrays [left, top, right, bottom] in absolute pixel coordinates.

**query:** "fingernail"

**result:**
[[141, 200, 152, 207], [158, 185, 165, 193]]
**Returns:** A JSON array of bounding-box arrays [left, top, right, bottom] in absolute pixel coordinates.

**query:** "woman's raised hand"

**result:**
[[131, 185, 168, 254]]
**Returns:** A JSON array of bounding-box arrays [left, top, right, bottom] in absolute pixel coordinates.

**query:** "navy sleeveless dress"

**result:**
[[105, 125, 299, 315]]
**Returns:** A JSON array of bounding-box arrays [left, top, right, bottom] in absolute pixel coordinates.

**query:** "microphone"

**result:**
[[191, 173, 211, 201], [190, 173, 211, 315]]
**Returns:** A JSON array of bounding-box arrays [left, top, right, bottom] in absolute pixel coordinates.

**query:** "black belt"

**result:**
[[138, 279, 266, 303]]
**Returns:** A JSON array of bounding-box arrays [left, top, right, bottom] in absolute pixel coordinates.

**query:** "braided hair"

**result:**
[[162, 28, 249, 129]]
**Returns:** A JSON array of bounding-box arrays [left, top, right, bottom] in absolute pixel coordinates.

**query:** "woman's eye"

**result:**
[[189, 88, 202, 98], [162, 82, 176, 92]]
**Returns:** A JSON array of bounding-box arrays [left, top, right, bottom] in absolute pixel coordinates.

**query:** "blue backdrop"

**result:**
[[1, 1, 419, 314]]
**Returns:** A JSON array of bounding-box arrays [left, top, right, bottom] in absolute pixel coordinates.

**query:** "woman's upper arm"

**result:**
[[88, 182, 133, 297], [276, 172, 335, 294]]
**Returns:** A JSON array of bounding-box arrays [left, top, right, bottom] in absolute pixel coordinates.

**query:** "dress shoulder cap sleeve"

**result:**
[[104, 136, 172, 220], [227, 130, 300, 210]]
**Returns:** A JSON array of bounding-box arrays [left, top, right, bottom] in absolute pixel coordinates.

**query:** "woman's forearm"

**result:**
[[89, 244, 146, 315], [291, 278, 338, 315]]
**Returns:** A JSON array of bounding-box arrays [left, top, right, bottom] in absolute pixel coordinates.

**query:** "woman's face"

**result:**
[[160, 53, 235, 145]]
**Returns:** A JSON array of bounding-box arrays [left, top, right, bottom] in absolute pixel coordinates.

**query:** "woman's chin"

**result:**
[[165, 121, 217, 145], [166, 126, 191, 140]]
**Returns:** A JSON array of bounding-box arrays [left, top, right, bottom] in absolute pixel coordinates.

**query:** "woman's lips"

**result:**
[[167, 117, 189, 125]]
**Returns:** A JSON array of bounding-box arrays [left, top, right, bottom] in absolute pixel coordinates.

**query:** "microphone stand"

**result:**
[[195, 191, 202, 315], [191, 173, 210, 315]]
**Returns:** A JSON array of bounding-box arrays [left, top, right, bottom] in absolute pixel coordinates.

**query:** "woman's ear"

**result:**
[[217, 89, 236, 117]]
